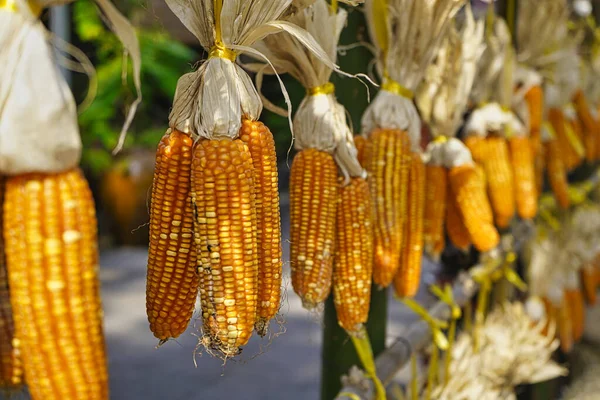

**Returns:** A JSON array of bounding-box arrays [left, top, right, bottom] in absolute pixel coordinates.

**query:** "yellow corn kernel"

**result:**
[[4, 169, 108, 399], [545, 139, 570, 209], [508, 136, 537, 220], [482, 136, 515, 229], [146, 130, 199, 342], [290, 149, 338, 309], [445, 183, 471, 251], [192, 139, 258, 357], [354, 135, 368, 167], [240, 120, 282, 337], [423, 165, 447, 258], [0, 178, 23, 390], [333, 178, 373, 335], [366, 129, 411, 288], [394, 153, 426, 298], [449, 165, 499, 252]]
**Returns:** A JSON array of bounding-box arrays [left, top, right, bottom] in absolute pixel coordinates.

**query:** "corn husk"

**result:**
[[417, 5, 484, 141], [432, 302, 566, 400], [465, 18, 513, 137], [0, 0, 141, 175], [249, 0, 365, 180], [167, 0, 338, 141], [362, 0, 465, 151]]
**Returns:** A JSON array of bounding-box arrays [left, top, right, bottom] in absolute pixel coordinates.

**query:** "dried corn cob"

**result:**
[[192, 139, 258, 357], [549, 108, 583, 171], [464, 136, 488, 162], [146, 130, 198, 342], [354, 135, 368, 167], [4, 169, 108, 399], [366, 129, 410, 288], [290, 149, 338, 309], [423, 165, 447, 258], [573, 90, 598, 162], [394, 153, 425, 298], [545, 139, 570, 209], [566, 288, 585, 342], [449, 165, 499, 252], [481, 136, 515, 229], [333, 178, 373, 334], [508, 136, 537, 220], [524, 85, 544, 153], [445, 183, 471, 251], [239, 120, 282, 336], [581, 265, 597, 306], [0, 178, 22, 389], [557, 293, 573, 353]]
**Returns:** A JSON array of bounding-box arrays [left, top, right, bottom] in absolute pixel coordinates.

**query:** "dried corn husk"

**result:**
[[167, 0, 338, 141], [249, 0, 365, 180], [417, 5, 485, 142], [362, 0, 465, 151], [0, 0, 141, 175], [433, 303, 566, 400]]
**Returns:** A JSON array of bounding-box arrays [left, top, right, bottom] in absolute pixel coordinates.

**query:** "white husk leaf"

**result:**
[[167, 0, 339, 140], [433, 303, 566, 399], [543, 47, 581, 110], [470, 18, 511, 106], [362, 0, 465, 151], [0, 0, 141, 174], [416, 6, 485, 141], [248, 1, 364, 179]]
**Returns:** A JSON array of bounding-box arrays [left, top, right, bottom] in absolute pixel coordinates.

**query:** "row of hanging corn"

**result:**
[[145, 0, 600, 358]]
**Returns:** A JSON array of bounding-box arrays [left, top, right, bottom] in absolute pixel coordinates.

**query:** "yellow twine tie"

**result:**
[[563, 121, 586, 158], [381, 77, 414, 100], [542, 121, 556, 140], [308, 82, 335, 96], [208, 43, 237, 62], [433, 136, 449, 144], [0, 0, 42, 16]]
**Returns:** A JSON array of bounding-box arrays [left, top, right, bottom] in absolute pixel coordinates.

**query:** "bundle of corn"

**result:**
[[362, 0, 465, 291], [433, 303, 566, 400], [465, 18, 517, 229], [0, 1, 140, 398], [154, 0, 341, 357], [416, 6, 485, 260], [250, 0, 371, 334]]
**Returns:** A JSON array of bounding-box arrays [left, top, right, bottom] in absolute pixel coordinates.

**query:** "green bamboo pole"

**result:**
[[320, 7, 388, 400]]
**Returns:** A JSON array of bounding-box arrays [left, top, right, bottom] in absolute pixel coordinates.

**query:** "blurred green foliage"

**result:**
[[73, 0, 197, 175]]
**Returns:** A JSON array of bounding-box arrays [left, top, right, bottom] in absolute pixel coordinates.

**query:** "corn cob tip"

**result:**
[[255, 318, 268, 337], [199, 333, 243, 359]]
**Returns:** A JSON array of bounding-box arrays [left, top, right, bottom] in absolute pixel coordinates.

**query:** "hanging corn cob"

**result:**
[[0, 178, 22, 390], [164, 0, 342, 355], [560, 104, 586, 171], [465, 17, 518, 229], [146, 130, 198, 342], [573, 90, 600, 162], [416, 8, 484, 259], [252, 1, 370, 331], [363, 0, 465, 288], [4, 169, 109, 399], [1, 0, 140, 398]]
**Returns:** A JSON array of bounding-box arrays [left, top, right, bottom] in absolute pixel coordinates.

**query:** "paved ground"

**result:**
[[100, 202, 439, 400]]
